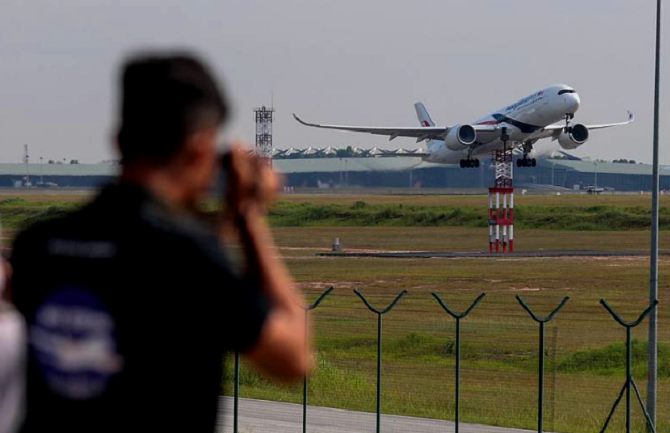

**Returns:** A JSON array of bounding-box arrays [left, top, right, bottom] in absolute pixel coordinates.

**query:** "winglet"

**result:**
[[293, 113, 307, 125], [293, 113, 321, 128], [627, 110, 635, 123]]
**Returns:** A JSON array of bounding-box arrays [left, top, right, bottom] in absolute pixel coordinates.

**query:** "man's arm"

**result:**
[[224, 147, 311, 380], [237, 211, 309, 379]]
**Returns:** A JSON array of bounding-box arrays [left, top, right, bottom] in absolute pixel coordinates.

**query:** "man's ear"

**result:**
[[113, 130, 122, 159], [182, 128, 217, 166]]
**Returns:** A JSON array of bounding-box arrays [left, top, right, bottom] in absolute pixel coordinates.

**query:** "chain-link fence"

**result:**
[[219, 288, 666, 433]]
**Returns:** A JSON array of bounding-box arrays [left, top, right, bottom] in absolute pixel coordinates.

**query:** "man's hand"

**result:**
[[220, 145, 311, 380], [0, 259, 12, 303], [224, 145, 281, 221]]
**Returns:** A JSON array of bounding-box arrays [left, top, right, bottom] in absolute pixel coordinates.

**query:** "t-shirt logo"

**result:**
[[30, 287, 122, 400]]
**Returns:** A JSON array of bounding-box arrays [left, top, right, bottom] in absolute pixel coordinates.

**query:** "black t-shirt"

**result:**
[[12, 183, 269, 433]]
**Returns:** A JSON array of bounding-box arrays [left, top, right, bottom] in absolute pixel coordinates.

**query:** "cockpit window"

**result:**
[[558, 89, 576, 95]]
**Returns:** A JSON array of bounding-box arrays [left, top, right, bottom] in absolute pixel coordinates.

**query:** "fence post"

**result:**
[[301, 287, 334, 433], [598, 299, 659, 433], [233, 350, 240, 433], [516, 296, 569, 433], [431, 293, 486, 433], [353, 289, 408, 433], [549, 326, 558, 433]]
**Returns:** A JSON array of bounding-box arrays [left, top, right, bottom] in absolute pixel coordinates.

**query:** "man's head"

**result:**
[[117, 53, 229, 203]]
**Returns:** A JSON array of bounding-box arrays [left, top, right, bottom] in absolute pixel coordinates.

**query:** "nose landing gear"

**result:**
[[564, 113, 575, 133]]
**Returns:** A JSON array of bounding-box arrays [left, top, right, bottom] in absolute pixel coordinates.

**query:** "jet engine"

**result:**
[[558, 124, 589, 150], [444, 124, 477, 151]]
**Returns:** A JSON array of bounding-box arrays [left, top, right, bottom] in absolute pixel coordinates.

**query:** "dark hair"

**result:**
[[117, 53, 229, 162]]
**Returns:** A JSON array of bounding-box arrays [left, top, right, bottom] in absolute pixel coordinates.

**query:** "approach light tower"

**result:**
[[254, 106, 274, 168], [488, 128, 514, 254]]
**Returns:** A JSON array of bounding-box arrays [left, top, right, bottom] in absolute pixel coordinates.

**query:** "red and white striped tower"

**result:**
[[488, 136, 514, 254]]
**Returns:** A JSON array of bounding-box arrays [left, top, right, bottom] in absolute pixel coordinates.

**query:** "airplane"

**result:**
[[293, 84, 634, 168]]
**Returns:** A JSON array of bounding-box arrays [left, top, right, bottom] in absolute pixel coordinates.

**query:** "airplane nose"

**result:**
[[566, 93, 580, 114]]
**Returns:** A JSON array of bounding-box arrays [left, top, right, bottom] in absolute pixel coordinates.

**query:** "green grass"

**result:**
[[558, 340, 670, 377], [4, 194, 670, 235], [269, 200, 670, 230], [252, 244, 670, 433], [0, 198, 78, 233], [228, 280, 670, 432]]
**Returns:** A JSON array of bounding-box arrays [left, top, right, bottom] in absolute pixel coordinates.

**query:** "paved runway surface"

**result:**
[[317, 249, 670, 259], [217, 397, 536, 433], [0, 187, 95, 196]]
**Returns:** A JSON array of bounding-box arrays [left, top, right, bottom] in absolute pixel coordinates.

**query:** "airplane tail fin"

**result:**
[[414, 102, 435, 127], [415, 102, 438, 152]]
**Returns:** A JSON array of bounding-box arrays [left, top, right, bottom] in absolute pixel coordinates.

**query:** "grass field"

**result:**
[[265, 194, 670, 433], [270, 195, 670, 231], [226, 251, 670, 433], [2, 191, 669, 432]]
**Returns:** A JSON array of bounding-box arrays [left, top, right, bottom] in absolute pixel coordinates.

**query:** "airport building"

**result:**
[[273, 156, 670, 192], [0, 163, 118, 188], [1, 155, 670, 192]]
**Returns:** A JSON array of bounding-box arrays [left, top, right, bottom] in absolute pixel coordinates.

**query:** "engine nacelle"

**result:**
[[444, 124, 477, 151], [558, 124, 589, 150]]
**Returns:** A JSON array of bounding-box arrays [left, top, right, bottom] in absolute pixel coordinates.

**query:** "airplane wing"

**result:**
[[577, 110, 635, 130], [293, 113, 496, 143], [542, 110, 635, 133], [375, 151, 431, 157]]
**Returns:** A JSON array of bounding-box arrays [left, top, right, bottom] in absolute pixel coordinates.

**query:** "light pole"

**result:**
[[551, 161, 555, 186], [594, 161, 598, 189], [39, 157, 43, 185], [24, 144, 29, 187], [648, 0, 662, 426]]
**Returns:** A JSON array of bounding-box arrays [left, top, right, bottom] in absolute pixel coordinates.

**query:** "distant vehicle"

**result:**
[[294, 84, 634, 169], [586, 186, 605, 194], [35, 182, 59, 188]]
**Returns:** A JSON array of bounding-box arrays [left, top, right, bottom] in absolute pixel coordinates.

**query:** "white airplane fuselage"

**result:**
[[425, 84, 580, 164], [294, 83, 632, 167]]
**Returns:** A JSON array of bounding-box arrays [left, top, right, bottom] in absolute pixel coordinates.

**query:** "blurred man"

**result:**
[[0, 260, 25, 433], [11, 53, 309, 433]]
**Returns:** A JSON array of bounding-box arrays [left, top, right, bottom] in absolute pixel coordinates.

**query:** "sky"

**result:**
[[0, 0, 668, 164]]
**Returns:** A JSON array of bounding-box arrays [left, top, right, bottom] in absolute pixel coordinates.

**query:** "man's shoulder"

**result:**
[[13, 205, 90, 249], [12, 185, 230, 271]]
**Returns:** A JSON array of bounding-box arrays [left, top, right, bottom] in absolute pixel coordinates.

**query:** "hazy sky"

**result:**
[[1, 0, 668, 163]]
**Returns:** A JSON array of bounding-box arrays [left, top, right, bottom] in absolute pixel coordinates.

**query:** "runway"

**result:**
[[316, 249, 670, 259], [217, 396, 536, 433]]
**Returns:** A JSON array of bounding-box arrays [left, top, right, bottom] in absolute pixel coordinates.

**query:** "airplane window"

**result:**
[[558, 89, 576, 95]]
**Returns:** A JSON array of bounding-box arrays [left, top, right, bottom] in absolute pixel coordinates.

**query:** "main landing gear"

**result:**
[[460, 158, 480, 168], [516, 157, 537, 168], [516, 140, 536, 168], [460, 146, 480, 168]]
